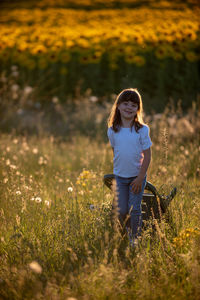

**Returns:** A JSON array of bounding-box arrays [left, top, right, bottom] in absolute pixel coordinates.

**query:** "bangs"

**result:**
[[117, 89, 141, 106]]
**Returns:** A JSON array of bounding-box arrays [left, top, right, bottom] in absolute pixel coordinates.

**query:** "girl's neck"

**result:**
[[121, 119, 133, 128]]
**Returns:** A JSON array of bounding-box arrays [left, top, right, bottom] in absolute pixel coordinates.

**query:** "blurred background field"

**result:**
[[0, 1, 200, 299]]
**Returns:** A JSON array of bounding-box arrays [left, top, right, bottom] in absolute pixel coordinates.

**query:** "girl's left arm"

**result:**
[[131, 147, 151, 193]]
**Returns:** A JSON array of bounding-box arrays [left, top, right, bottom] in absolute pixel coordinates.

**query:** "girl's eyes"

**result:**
[[124, 102, 137, 107]]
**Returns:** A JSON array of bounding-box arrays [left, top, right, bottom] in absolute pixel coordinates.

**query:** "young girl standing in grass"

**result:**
[[107, 88, 152, 246]]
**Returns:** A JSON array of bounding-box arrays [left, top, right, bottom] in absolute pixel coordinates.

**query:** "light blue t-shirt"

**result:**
[[107, 125, 152, 178]]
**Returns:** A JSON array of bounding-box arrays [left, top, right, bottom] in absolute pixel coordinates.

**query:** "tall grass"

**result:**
[[0, 94, 200, 299]]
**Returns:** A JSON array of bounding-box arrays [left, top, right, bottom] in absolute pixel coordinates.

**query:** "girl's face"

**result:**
[[117, 101, 138, 120]]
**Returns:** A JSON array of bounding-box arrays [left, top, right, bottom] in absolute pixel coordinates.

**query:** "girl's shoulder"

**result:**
[[140, 123, 150, 129], [107, 126, 114, 136], [107, 126, 114, 132], [138, 124, 150, 133]]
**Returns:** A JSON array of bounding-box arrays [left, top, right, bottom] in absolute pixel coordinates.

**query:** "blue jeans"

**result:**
[[114, 175, 146, 238]]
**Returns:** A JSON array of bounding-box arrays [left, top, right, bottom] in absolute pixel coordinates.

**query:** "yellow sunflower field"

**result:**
[[0, 0, 200, 108]]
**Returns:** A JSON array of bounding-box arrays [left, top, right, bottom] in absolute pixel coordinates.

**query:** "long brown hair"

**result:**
[[107, 88, 144, 132]]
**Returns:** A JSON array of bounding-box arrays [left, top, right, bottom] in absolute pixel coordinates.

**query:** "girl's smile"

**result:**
[[118, 101, 138, 120]]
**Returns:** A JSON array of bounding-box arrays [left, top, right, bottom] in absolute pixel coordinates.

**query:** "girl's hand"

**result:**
[[130, 176, 143, 194]]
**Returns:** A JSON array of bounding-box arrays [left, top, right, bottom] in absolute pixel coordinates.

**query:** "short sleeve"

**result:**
[[140, 125, 152, 150], [107, 127, 115, 147]]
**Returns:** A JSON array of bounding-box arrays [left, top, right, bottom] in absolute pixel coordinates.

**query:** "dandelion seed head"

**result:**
[[10, 164, 17, 169], [22, 142, 29, 151], [38, 156, 47, 165], [52, 96, 59, 104], [11, 84, 19, 92], [32, 148, 38, 154], [45, 200, 50, 206], [35, 197, 42, 203], [24, 86, 33, 96], [29, 261, 42, 274], [184, 149, 189, 156], [13, 138, 18, 144], [6, 159, 10, 166]]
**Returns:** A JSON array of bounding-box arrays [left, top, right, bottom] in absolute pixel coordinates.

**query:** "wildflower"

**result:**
[[16, 190, 21, 195], [11, 84, 19, 92], [52, 96, 59, 104], [6, 159, 10, 166], [184, 149, 189, 156], [32, 148, 38, 154], [67, 187, 73, 192], [89, 96, 98, 103], [45, 200, 50, 206], [35, 197, 42, 203], [30, 197, 35, 201], [13, 139, 18, 144], [38, 156, 47, 165], [10, 164, 17, 169], [29, 261, 42, 274], [24, 86, 33, 95], [3, 178, 8, 183]]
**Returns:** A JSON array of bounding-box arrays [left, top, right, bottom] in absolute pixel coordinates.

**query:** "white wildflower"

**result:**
[[13, 139, 18, 144], [24, 86, 33, 95], [10, 164, 17, 169], [67, 187, 73, 192], [16, 190, 21, 195], [52, 96, 59, 104], [89, 96, 98, 103], [29, 261, 42, 274], [35, 197, 42, 203], [45, 200, 50, 206], [32, 148, 38, 154], [11, 84, 19, 92], [6, 159, 10, 166]]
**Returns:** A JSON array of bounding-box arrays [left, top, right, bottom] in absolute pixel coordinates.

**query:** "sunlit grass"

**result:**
[[0, 102, 200, 299]]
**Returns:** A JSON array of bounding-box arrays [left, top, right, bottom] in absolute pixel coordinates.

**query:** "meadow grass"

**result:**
[[0, 106, 200, 299]]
